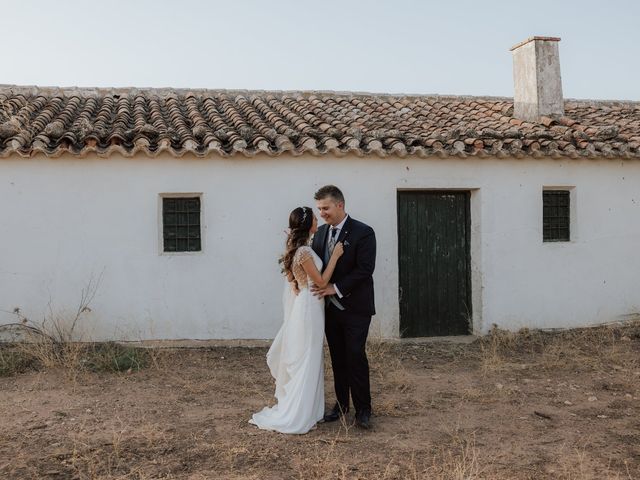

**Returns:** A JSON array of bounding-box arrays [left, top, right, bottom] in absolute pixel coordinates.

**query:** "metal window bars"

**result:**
[[163, 197, 201, 252]]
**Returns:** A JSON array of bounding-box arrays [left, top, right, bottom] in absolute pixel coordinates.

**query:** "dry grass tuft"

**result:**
[[0, 344, 37, 376], [549, 442, 636, 480], [425, 432, 483, 480], [366, 335, 395, 364], [290, 427, 483, 480], [291, 431, 352, 479], [538, 322, 639, 373], [477, 321, 640, 375], [0, 276, 154, 379], [477, 325, 520, 374]]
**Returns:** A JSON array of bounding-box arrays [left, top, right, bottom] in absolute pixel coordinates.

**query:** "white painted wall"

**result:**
[[1, 154, 639, 340]]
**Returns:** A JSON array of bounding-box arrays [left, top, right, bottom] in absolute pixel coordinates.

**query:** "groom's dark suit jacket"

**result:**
[[312, 216, 376, 316]]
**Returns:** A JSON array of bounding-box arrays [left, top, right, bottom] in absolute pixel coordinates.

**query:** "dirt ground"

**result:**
[[1, 324, 639, 480]]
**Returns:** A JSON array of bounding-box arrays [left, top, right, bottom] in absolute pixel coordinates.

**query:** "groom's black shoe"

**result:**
[[323, 403, 349, 422], [355, 410, 371, 429]]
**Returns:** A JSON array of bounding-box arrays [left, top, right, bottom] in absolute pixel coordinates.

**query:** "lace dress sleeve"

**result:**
[[294, 246, 313, 265]]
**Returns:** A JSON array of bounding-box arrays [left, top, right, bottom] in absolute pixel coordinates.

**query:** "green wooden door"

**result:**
[[397, 191, 471, 337]]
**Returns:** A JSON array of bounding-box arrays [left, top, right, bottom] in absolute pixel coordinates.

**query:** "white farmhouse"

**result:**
[[1, 37, 639, 341]]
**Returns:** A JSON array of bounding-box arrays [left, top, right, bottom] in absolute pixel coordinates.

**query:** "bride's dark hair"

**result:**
[[281, 206, 313, 279]]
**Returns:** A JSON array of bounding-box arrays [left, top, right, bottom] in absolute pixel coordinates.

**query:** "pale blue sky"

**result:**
[[4, 0, 639, 99]]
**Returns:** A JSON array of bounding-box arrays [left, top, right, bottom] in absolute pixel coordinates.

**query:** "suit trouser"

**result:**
[[325, 302, 372, 414]]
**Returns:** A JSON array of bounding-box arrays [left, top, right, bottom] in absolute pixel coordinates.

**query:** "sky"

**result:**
[[3, 0, 639, 100]]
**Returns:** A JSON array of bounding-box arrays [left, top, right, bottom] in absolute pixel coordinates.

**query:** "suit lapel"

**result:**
[[338, 216, 352, 244], [312, 224, 325, 253], [321, 223, 330, 251], [316, 224, 330, 265]]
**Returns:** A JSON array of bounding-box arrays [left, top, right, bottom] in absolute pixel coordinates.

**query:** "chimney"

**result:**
[[510, 36, 564, 122]]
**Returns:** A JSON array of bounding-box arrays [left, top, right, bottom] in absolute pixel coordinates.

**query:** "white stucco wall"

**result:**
[[1, 153, 639, 340]]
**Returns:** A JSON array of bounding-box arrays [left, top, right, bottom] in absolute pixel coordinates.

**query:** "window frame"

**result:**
[[542, 186, 575, 243], [158, 193, 205, 255]]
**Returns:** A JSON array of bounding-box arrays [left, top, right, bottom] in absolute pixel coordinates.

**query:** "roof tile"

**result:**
[[0, 85, 639, 159]]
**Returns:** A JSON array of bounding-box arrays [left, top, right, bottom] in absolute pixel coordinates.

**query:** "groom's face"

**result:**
[[316, 197, 345, 227]]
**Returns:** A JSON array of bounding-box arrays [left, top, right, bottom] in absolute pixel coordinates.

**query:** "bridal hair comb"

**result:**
[[301, 207, 308, 222]]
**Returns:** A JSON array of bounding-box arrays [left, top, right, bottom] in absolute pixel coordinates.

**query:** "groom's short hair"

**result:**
[[314, 185, 345, 204]]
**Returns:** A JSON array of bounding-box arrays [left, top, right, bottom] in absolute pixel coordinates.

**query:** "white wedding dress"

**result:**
[[249, 246, 325, 434]]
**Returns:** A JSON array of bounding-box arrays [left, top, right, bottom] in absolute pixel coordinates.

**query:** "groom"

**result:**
[[311, 185, 376, 429]]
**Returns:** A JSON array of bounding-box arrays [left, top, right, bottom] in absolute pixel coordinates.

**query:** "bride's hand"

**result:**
[[331, 242, 344, 259]]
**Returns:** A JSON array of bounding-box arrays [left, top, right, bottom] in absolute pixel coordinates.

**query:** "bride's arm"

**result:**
[[301, 243, 343, 288]]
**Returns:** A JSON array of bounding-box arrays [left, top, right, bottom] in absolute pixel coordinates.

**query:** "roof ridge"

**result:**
[[1, 84, 638, 106], [564, 98, 640, 107], [0, 84, 511, 102]]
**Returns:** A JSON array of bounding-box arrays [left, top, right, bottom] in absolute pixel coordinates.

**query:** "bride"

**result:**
[[249, 206, 343, 434]]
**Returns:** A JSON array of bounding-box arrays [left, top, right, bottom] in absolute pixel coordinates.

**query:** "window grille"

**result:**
[[162, 197, 201, 252], [543, 190, 570, 242]]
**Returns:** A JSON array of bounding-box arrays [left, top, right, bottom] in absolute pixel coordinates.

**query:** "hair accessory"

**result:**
[[301, 207, 308, 222]]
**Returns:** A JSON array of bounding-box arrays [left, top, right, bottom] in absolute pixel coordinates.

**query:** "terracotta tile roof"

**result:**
[[1, 85, 639, 159]]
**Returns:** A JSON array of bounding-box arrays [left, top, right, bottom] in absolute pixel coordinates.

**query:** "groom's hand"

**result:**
[[311, 284, 336, 298]]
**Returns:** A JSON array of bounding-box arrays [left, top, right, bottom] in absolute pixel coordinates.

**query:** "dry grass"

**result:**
[[548, 442, 636, 480], [0, 276, 101, 376], [1, 321, 639, 479], [477, 321, 640, 375], [0, 345, 37, 376], [0, 341, 151, 379], [424, 432, 483, 480], [0, 276, 155, 379]]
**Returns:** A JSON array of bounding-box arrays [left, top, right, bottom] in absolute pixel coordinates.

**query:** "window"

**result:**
[[543, 190, 570, 242], [162, 196, 201, 252]]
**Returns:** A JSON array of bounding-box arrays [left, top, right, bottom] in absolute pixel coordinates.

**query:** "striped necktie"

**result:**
[[325, 226, 345, 310], [328, 227, 338, 257]]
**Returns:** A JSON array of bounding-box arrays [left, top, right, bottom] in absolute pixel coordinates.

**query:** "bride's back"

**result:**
[[291, 246, 321, 290]]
